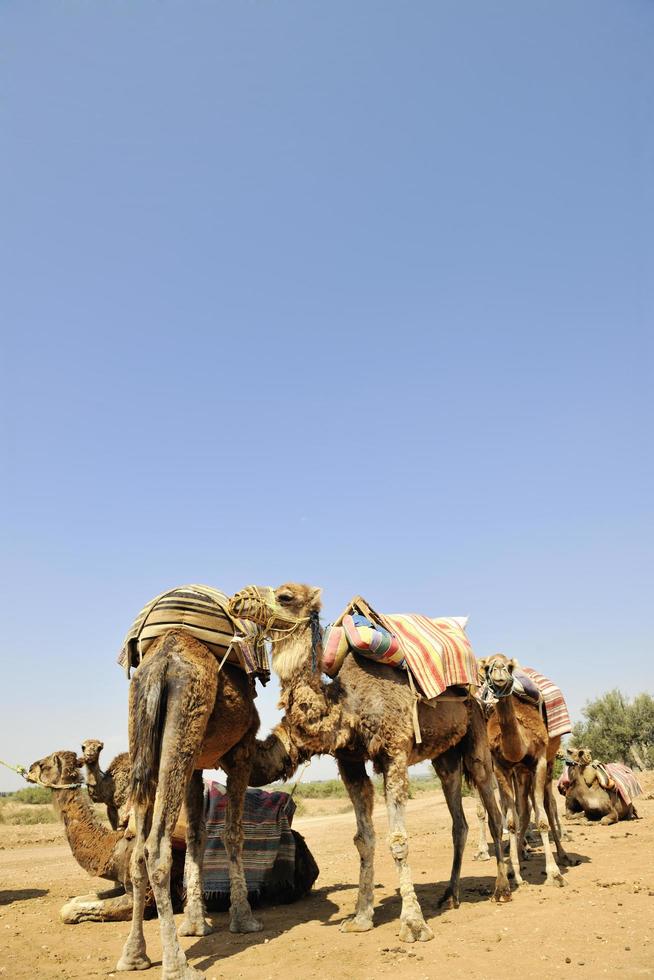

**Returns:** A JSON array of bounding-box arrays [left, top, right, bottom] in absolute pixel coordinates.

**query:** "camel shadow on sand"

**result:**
[[0, 888, 48, 906], [187, 884, 345, 972]]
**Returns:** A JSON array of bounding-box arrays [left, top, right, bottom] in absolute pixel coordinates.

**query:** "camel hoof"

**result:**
[[438, 890, 460, 910], [229, 914, 263, 934], [493, 887, 512, 904], [178, 916, 213, 937], [340, 914, 374, 933], [473, 850, 491, 862], [116, 954, 151, 972], [398, 918, 434, 943], [546, 873, 565, 888]]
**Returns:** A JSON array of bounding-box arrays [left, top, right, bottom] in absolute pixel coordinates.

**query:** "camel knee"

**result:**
[[389, 831, 409, 862], [354, 831, 374, 861], [145, 841, 172, 886]]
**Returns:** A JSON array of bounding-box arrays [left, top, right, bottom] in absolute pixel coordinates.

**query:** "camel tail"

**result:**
[[130, 653, 169, 807]]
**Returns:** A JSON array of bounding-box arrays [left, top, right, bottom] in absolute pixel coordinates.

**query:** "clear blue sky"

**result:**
[[1, 1, 652, 789]]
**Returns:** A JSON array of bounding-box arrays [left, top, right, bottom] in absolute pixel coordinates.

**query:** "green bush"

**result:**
[[571, 689, 654, 766], [8, 786, 53, 805]]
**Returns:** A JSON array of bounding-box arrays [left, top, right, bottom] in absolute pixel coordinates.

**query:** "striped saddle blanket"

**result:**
[[117, 584, 269, 682], [519, 667, 572, 738], [597, 763, 643, 806], [330, 596, 478, 700], [172, 781, 297, 898]]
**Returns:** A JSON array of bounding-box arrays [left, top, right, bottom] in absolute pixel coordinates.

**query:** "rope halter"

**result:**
[[480, 658, 515, 702], [229, 585, 322, 672]]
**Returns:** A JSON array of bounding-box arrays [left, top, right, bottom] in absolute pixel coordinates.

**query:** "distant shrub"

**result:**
[[9, 786, 53, 805]]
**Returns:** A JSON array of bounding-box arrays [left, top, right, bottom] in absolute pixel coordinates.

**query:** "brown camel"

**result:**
[[26, 750, 318, 925], [563, 748, 639, 824], [118, 628, 268, 980], [26, 750, 153, 923], [479, 654, 570, 887], [79, 739, 130, 831], [232, 583, 511, 946]]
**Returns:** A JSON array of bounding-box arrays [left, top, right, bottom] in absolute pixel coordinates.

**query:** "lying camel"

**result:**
[[79, 739, 130, 830], [233, 583, 511, 948], [563, 748, 640, 824], [26, 750, 318, 923]]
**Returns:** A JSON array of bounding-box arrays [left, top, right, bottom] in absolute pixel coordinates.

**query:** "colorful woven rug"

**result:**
[[599, 763, 643, 806], [117, 584, 269, 682], [172, 781, 297, 898], [519, 667, 571, 738], [333, 596, 478, 700]]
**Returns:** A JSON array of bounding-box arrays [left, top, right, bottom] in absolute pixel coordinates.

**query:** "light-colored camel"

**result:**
[[118, 628, 265, 980], [479, 654, 570, 887], [79, 739, 130, 831], [563, 748, 639, 824], [232, 583, 511, 946]]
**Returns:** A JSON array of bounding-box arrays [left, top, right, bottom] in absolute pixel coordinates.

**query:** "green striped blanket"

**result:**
[[117, 584, 269, 681]]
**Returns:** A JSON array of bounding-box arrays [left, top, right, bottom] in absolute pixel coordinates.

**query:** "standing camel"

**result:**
[[479, 654, 570, 887], [232, 583, 511, 946], [117, 614, 271, 980]]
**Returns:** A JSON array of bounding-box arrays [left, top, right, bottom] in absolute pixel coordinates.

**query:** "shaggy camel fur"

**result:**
[[79, 739, 130, 831], [563, 748, 639, 824], [119, 628, 263, 980], [232, 583, 511, 946], [480, 654, 571, 887]]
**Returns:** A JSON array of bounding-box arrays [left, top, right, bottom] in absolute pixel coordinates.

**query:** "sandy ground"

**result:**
[[1, 781, 653, 980]]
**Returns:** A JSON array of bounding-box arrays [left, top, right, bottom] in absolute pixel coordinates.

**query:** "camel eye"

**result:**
[[278, 593, 294, 604]]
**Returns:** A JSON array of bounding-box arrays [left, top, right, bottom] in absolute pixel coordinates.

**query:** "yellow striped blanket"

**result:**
[[334, 596, 478, 699], [117, 584, 269, 682]]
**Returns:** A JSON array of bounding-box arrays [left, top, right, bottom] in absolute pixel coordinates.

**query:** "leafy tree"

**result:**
[[571, 689, 654, 766]]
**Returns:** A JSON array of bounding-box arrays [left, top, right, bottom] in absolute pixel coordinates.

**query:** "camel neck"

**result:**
[[271, 624, 317, 683], [494, 695, 527, 762], [54, 787, 122, 879]]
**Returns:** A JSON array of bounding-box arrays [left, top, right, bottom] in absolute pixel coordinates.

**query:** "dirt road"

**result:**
[[1, 784, 653, 979]]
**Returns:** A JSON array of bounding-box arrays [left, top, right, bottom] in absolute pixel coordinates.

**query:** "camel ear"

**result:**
[[309, 587, 322, 610]]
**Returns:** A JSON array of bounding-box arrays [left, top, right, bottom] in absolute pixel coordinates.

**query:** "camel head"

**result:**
[[27, 750, 82, 790], [230, 583, 323, 676], [565, 747, 593, 768], [79, 739, 104, 767], [479, 653, 517, 699]]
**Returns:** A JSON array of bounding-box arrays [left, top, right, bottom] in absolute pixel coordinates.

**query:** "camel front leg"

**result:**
[[433, 750, 467, 909], [600, 806, 619, 825], [179, 771, 212, 937], [224, 754, 263, 934], [337, 757, 376, 933], [61, 889, 134, 924], [467, 757, 512, 902], [494, 765, 523, 886], [117, 804, 151, 972], [533, 757, 564, 886], [383, 759, 433, 944]]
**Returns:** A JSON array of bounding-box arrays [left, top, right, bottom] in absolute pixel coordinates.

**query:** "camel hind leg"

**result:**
[[337, 757, 376, 933], [383, 756, 433, 944], [472, 788, 491, 861], [178, 771, 211, 937], [432, 749, 467, 909], [533, 756, 564, 886], [222, 734, 263, 934], [117, 804, 152, 971]]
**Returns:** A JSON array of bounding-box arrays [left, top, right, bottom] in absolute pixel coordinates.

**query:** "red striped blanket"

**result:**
[[379, 613, 478, 699], [599, 763, 643, 806], [520, 666, 572, 738]]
